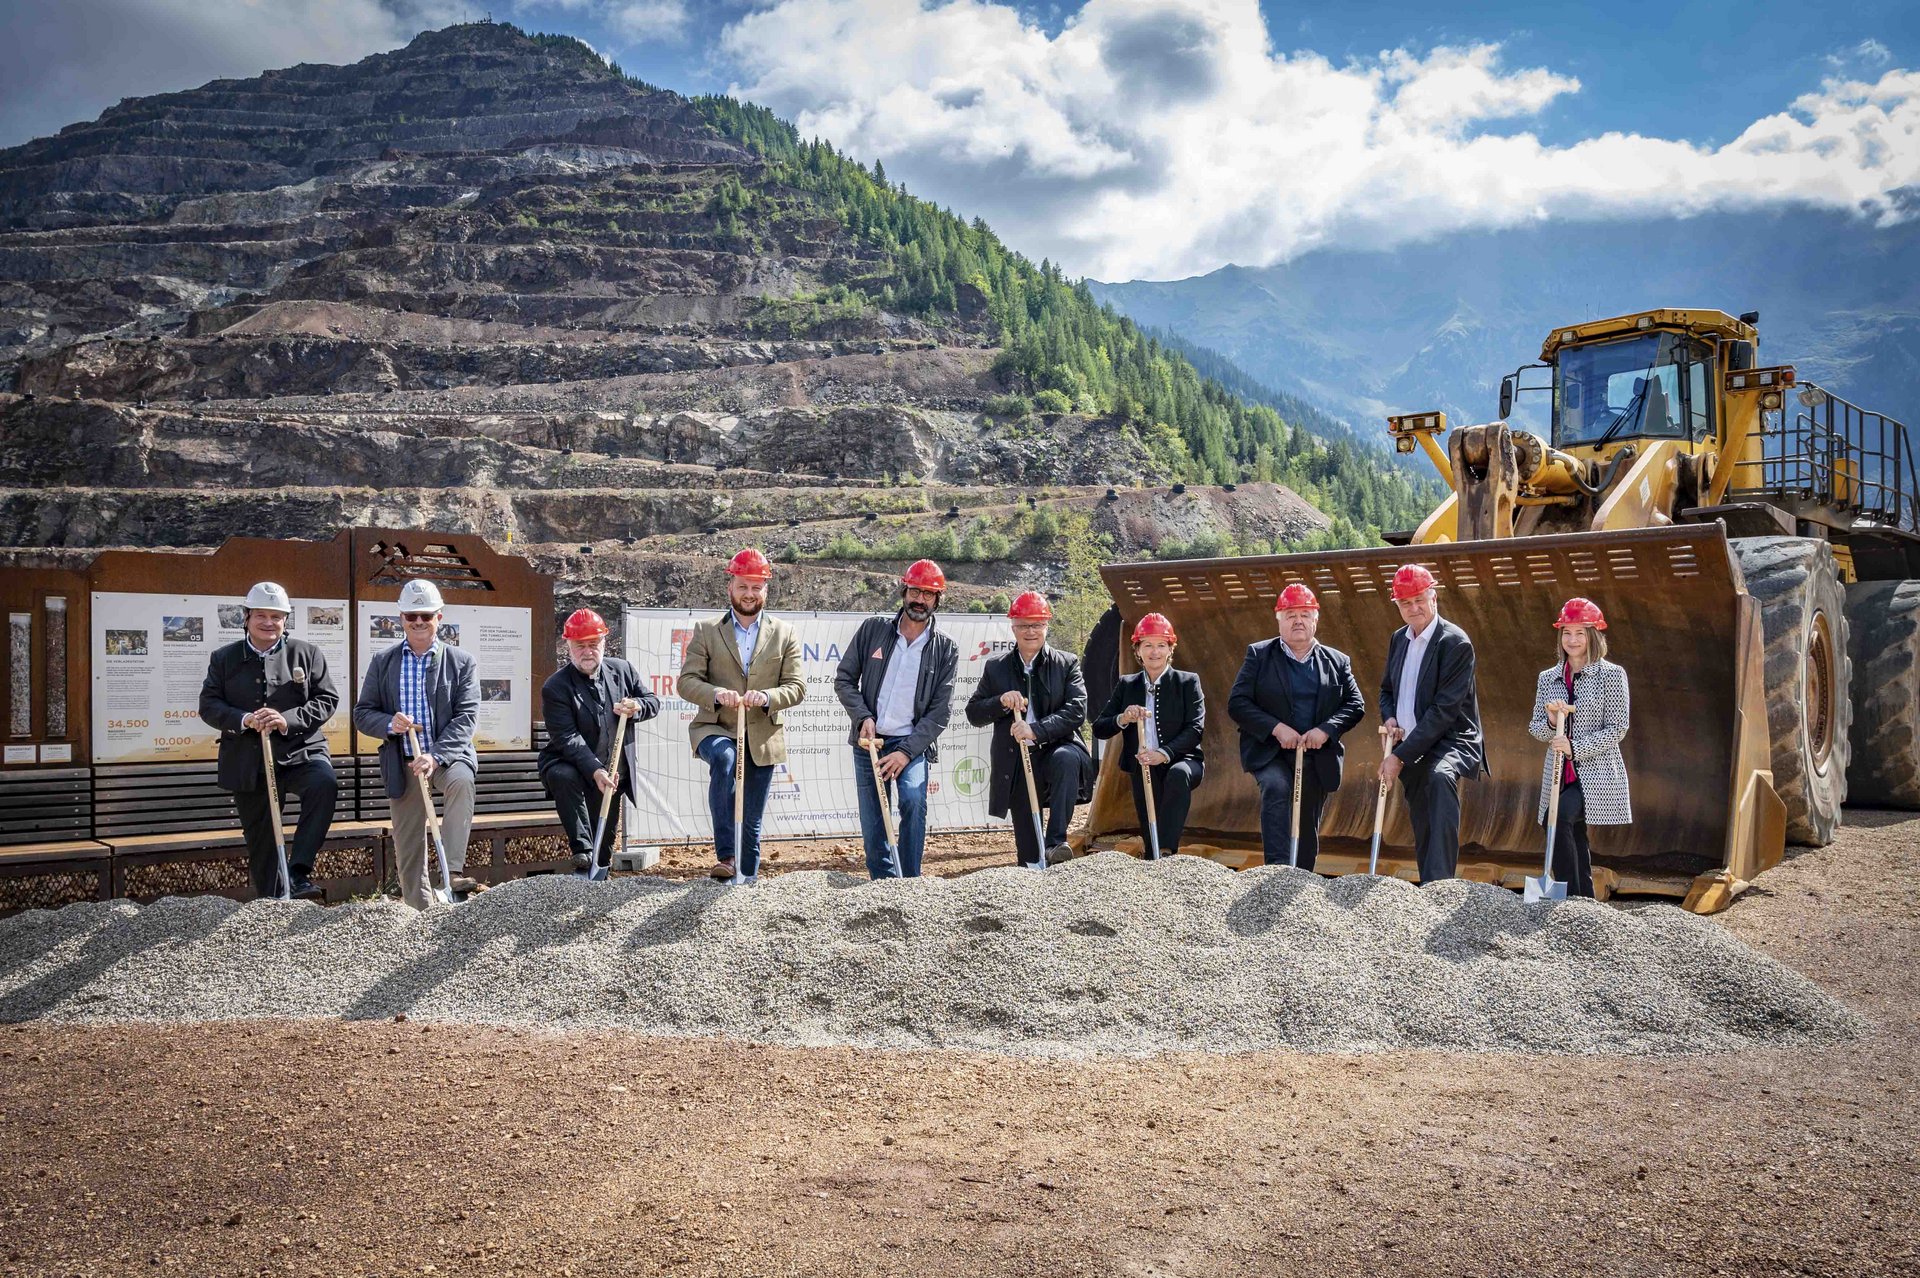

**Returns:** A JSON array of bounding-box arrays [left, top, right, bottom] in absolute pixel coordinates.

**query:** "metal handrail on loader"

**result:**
[[1090, 524, 1784, 910]]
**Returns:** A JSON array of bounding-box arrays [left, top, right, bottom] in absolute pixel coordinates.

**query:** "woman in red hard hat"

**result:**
[[1092, 612, 1205, 857], [537, 607, 660, 876], [1527, 597, 1632, 898], [965, 591, 1095, 869], [675, 549, 807, 882], [832, 559, 961, 879], [1226, 583, 1366, 869]]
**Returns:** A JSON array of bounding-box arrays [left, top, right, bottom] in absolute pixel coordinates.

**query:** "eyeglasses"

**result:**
[[402, 612, 436, 623]]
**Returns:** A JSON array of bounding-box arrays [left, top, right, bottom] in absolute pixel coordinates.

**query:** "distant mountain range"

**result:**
[[1091, 210, 1920, 443]]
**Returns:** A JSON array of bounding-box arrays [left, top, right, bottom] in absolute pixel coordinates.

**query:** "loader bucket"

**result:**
[[1090, 524, 1784, 904]]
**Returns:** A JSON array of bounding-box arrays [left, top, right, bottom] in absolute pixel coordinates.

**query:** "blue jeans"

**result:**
[[852, 737, 929, 879], [695, 734, 775, 876]]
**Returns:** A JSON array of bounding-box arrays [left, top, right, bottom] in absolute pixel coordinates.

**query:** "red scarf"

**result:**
[[1559, 662, 1577, 786]]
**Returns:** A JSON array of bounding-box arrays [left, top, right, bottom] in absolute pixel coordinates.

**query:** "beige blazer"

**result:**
[[676, 611, 806, 766]]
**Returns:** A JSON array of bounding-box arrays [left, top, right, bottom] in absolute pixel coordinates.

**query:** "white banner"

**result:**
[[355, 602, 533, 750], [91, 592, 351, 763], [621, 609, 1011, 843]]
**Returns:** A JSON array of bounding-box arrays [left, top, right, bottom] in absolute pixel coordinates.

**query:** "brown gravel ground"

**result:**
[[2, 814, 1916, 1277]]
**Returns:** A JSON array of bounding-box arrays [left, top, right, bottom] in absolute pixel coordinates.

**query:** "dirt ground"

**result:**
[[3, 815, 1917, 1277]]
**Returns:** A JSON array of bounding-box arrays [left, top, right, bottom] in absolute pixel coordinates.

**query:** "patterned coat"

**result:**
[[1528, 659, 1631, 825]]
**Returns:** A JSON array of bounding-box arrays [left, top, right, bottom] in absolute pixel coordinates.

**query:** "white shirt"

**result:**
[[1021, 657, 1038, 725], [1140, 671, 1163, 753], [873, 623, 929, 738], [1395, 619, 1437, 736]]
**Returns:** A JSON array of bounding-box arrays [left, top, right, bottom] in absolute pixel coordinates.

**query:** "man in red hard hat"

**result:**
[[833, 560, 960, 878], [1227, 583, 1366, 868], [965, 591, 1094, 868], [538, 606, 659, 875], [677, 549, 806, 881], [1377, 563, 1486, 883]]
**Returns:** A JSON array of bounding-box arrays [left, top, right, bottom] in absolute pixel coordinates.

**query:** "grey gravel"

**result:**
[[0, 853, 1864, 1057]]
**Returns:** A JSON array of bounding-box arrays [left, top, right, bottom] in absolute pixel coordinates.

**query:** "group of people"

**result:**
[[197, 547, 1631, 905]]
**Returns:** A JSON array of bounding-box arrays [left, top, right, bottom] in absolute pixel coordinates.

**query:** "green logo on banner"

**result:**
[[953, 755, 987, 796]]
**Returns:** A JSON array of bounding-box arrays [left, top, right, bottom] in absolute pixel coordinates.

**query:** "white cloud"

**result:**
[[608, 0, 692, 41], [720, 0, 1920, 279]]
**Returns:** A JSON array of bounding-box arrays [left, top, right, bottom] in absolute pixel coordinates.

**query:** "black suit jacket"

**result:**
[[1378, 616, 1486, 773], [1227, 639, 1367, 791], [537, 658, 660, 795], [964, 644, 1091, 818], [197, 637, 340, 792], [1092, 668, 1205, 785], [832, 613, 960, 761]]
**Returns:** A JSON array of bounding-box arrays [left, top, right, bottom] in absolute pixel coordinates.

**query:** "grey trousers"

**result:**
[[390, 760, 475, 909]]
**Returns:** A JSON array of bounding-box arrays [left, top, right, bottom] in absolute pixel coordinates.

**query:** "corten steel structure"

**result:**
[[1089, 525, 1782, 906], [0, 528, 558, 908]]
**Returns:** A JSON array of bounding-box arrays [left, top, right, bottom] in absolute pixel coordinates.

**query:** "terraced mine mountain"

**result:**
[[0, 21, 1418, 638]]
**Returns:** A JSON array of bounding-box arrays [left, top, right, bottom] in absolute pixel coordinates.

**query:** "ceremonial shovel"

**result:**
[[728, 696, 751, 885], [1288, 740, 1305, 868], [1017, 736, 1048, 873], [406, 726, 456, 903], [1368, 725, 1392, 875], [860, 736, 898, 869], [585, 710, 630, 883], [1523, 706, 1571, 904], [257, 722, 292, 900]]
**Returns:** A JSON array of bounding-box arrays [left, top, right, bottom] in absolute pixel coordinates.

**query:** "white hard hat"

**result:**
[[397, 579, 445, 612], [244, 581, 292, 613]]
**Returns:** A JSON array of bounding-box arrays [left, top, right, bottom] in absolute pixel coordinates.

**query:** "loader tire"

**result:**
[[1844, 578, 1920, 807], [1731, 536, 1853, 846]]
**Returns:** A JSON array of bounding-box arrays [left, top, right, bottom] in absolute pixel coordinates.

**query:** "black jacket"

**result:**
[[1092, 668, 1205, 784], [197, 637, 340, 792], [964, 644, 1091, 818], [1378, 616, 1486, 774], [1228, 639, 1367, 791], [537, 658, 660, 793], [832, 613, 959, 761], [352, 640, 481, 799]]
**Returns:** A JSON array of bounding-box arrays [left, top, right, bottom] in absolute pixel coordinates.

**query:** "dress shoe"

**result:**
[[1044, 842, 1074, 865], [571, 852, 593, 875], [288, 874, 325, 900], [709, 859, 737, 881], [449, 874, 482, 894]]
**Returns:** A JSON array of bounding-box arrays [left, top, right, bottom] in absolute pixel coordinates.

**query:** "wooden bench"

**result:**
[[104, 820, 389, 904], [0, 767, 93, 847], [0, 839, 113, 914]]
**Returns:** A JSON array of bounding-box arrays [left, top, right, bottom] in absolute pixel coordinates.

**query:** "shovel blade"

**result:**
[[1522, 873, 1568, 904]]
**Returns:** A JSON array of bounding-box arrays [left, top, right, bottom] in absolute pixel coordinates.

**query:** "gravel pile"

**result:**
[[0, 854, 1864, 1057]]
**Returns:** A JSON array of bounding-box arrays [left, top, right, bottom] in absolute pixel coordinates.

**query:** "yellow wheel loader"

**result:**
[[1088, 309, 1920, 910]]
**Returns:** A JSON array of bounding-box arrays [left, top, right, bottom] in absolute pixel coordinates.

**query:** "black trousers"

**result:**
[[1547, 781, 1596, 898], [1401, 757, 1467, 884], [1253, 753, 1329, 869], [1008, 743, 1092, 866], [232, 756, 338, 899], [545, 761, 631, 864], [1129, 759, 1199, 857]]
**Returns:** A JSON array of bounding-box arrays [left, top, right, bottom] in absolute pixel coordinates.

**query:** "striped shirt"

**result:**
[[399, 641, 437, 757]]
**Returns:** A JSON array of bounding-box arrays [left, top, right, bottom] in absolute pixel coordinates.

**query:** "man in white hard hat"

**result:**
[[198, 581, 341, 900], [352, 579, 482, 906]]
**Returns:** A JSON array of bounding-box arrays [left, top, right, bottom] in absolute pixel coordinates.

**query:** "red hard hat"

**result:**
[[1008, 591, 1053, 621], [1131, 612, 1177, 643], [562, 608, 609, 641], [1554, 597, 1608, 630], [1391, 564, 1437, 601], [902, 559, 947, 591], [726, 548, 773, 581], [1274, 583, 1319, 613]]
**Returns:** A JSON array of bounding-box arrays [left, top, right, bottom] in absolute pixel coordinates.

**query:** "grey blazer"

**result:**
[[1529, 659, 1631, 825], [352, 641, 481, 799]]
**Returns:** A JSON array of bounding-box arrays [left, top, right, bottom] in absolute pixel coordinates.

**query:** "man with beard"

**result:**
[[537, 608, 660, 876], [833, 559, 960, 878], [676, 549, 806, 882], [965, 592, 1094, 869], [197, 581, 340, 900]]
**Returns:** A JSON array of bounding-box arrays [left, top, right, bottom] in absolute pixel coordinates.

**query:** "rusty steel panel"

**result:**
[[1094, 524, 1753, 874]]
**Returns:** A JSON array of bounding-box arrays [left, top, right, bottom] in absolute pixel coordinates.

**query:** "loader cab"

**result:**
[[1553, 330, 1715, 453]]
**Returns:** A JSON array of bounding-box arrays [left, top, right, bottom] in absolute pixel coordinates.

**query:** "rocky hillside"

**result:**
[[0, 22, 1339, 639]]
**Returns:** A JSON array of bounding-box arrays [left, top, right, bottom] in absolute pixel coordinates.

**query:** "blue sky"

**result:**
[[2, 0, 1914, 280]]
